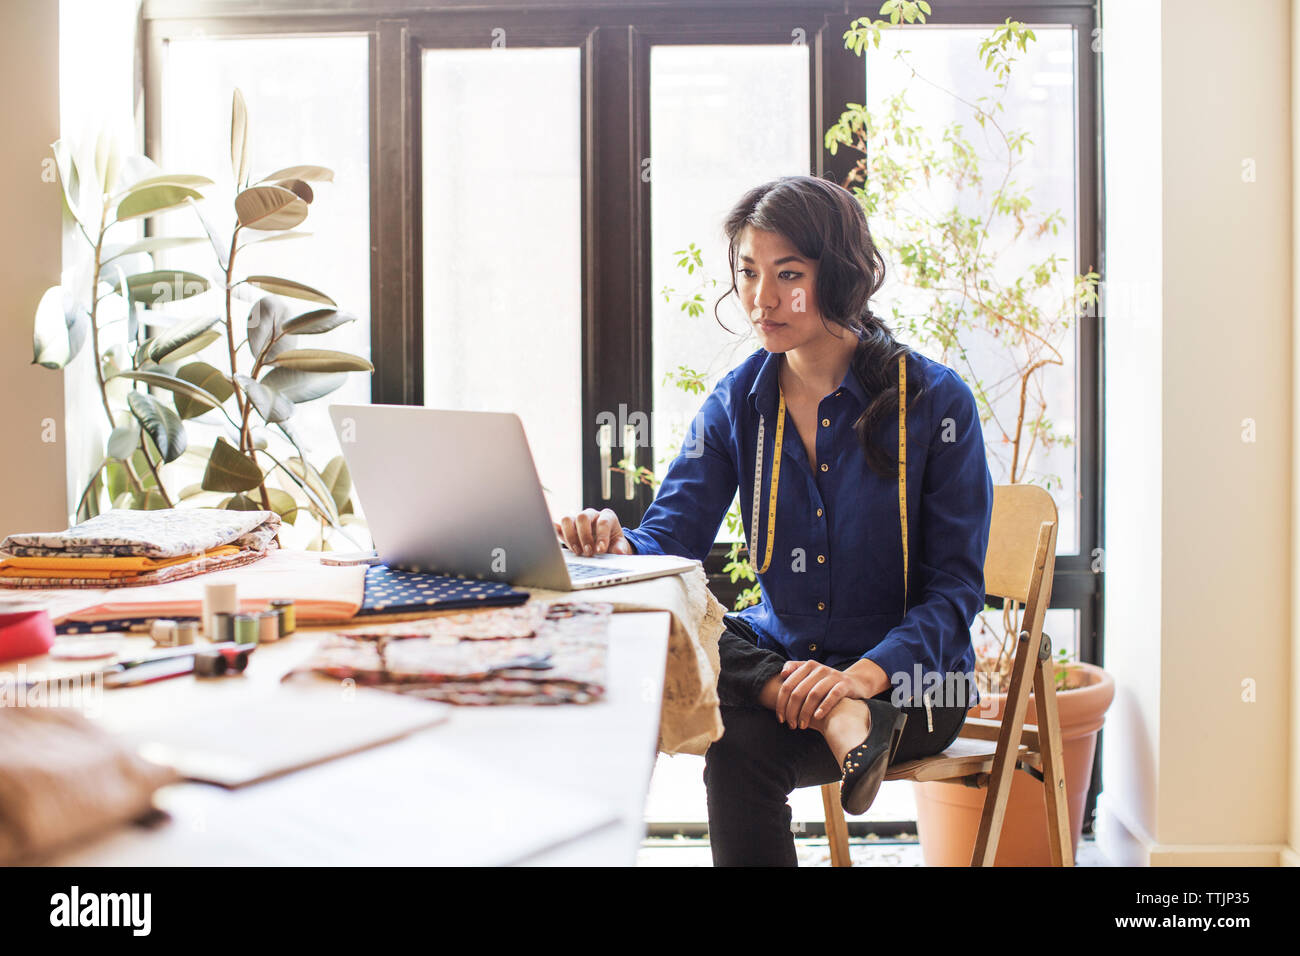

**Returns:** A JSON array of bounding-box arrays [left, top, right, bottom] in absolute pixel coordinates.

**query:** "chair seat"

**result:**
[[884, 737, 1032, 783]]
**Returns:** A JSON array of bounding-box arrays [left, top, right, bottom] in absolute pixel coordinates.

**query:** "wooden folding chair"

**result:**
[[818, 483, 1071, 867]]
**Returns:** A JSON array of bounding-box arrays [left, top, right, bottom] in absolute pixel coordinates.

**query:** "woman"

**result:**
[[554, 175, 993, 866]]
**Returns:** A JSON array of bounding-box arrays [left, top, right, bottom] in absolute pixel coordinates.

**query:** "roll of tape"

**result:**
[[0, 601, 55, 663]]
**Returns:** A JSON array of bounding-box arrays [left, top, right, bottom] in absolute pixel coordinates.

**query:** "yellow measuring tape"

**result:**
[[749, 353, 909, 614], [749, 386, 786, 575], [897, 353, 909, 615]]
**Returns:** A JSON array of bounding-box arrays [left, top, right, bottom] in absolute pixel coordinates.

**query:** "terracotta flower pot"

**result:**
[[911, 661, 1114, 866]]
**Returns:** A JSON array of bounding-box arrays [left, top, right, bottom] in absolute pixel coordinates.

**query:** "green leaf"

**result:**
[[202, 437, 264, 493], [286, 455, 339, 524], [275, 179, 314, 204], [114, 173, 213, 201], [257, 165, 334, 183], [241, 275, 335, 306], [223, 493, 263, 511], [105, 459, 128, 502], [189, 197, 230, 270], [101, 235, 208, 263], [281, 308, 356, 335], [232, 88, 251, 190], [106, 419, 140, 460], [265, 348, 373, 373], [127, 390, 187, 464], [258, 366, 346, 403], [139, 489, 170, 510], [263, 487, 299, 524], [319, 455, 352, 513], [235, 372, 294, 424], [234, 185, 307, 231], [94, 129, 114, 199], [238, 230, 311, 250], [130, 448, 157, 489], [116, 185, 204, 222], [31, 286, 89, 369], [50, 140, 91, 231], [155, 327, 221, 364], [123, 270, 211, 306], [175, 361, 235, 418], [148, 315, 222, 362], [247, 295, 289, 362], [113, 368, 228, 419]]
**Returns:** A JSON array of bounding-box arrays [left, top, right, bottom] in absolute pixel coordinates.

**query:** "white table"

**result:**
[[41, 611, 671, 866]]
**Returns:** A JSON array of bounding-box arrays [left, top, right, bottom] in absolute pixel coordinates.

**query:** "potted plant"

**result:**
[[827, 2, 1110, 864], [34, 89, 370, 550]]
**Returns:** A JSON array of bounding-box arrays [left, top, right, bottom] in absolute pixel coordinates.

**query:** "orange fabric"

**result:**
[[0, 545, 241, 579]]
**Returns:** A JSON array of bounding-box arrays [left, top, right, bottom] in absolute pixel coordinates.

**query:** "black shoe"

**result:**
[[839, 698, 908, 816]]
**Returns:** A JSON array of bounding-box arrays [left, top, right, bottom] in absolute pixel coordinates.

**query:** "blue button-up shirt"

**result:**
[[621, 346, 993, 706]]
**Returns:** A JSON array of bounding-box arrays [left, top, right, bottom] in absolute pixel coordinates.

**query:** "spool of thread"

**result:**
[[256, 610, 279, 643], [0, 601, 55, 663], [203, 582, 239, 639], [175, 621, 198, 646], [269, 599, 296, 635], [150, 619, 178, 647], [233, 613, 259, 645], [193, 649, 227, 677], [211, 612, 235, 644]]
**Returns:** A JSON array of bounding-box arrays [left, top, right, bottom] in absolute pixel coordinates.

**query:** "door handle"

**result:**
[[598, 422, 612, 500], [623, 423, 637, 500]]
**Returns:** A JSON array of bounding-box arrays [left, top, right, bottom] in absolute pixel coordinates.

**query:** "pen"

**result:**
[[101, 656, 195, 688]]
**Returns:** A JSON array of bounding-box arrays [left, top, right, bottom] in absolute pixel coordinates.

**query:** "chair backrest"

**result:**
[[983, 484, 1059, 604]]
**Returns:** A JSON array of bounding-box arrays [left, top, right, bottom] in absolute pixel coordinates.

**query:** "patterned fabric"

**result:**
[[0, 546, 271, 589], [56, 616, 201, 636], [1, 508, 281, 559], [357, 564, 528, 616], [292, 601, 610, 705], [0, 545, 242, 578]]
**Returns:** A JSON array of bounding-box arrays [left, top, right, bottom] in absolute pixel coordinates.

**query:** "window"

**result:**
[[649, 43, 810, 543], [421, 47, 583, 517]]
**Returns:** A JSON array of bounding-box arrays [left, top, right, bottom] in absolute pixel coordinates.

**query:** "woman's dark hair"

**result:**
[[714, 174, 925, 477]]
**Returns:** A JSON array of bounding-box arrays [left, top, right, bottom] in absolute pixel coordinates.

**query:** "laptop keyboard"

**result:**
[[565, 560, 636, 580]]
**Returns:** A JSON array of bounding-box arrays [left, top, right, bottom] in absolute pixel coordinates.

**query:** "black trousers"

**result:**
[[704, 614, 972, 867]]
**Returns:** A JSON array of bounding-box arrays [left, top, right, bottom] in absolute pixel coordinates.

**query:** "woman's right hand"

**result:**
[[553, 507, 634, 557]]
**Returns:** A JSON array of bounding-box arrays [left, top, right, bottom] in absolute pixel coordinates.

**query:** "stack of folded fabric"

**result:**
[[0, 508, 281, 589]]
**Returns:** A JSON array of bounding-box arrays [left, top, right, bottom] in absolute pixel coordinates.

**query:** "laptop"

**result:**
[[327, 404, 701, 590]]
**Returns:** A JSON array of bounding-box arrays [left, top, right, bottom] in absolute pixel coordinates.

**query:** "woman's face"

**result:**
[[735, 225, 823, 353]]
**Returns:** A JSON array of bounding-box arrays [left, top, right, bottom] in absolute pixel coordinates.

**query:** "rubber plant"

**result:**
[[184, 88, 371, 550], [34, 131, 217, 519], [34, 89, 372, 551]]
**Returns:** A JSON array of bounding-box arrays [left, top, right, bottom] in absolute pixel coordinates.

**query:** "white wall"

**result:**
[[1098, 0, 1296, 866], [0, 1, 65, 538]]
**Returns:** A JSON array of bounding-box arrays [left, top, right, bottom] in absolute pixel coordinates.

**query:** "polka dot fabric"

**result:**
[[356, 565, 529, 617]]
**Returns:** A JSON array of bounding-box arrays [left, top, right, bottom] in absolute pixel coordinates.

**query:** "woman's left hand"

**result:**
[[775, 660, 871, 730]]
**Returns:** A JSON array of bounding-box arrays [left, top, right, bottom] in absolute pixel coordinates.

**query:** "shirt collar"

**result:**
[[747, 347, 871, 420]]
